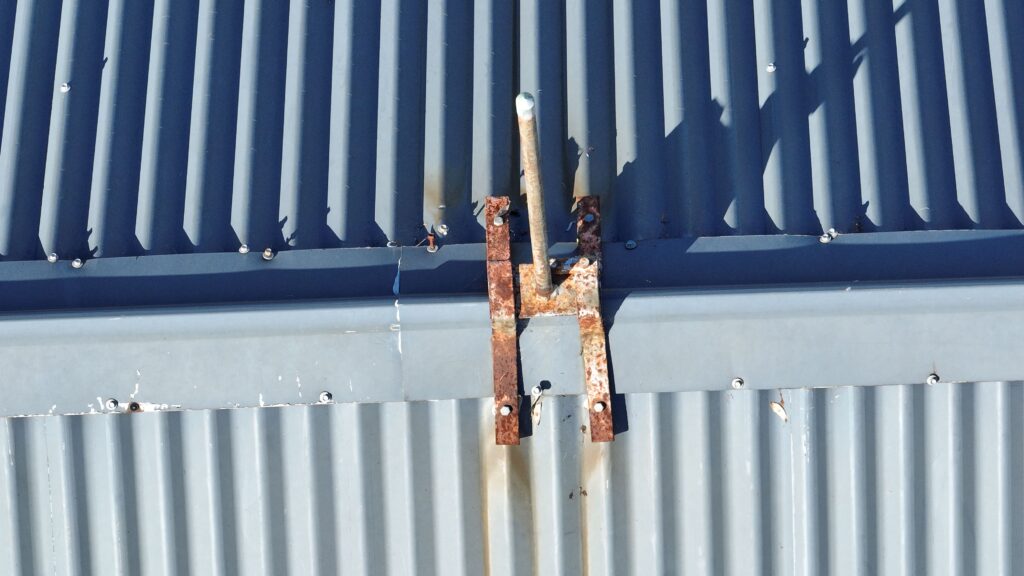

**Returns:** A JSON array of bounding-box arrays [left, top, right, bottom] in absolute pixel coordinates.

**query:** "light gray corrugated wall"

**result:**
[[0, 384, 1022, 576], [1, 0, 1023, 259]]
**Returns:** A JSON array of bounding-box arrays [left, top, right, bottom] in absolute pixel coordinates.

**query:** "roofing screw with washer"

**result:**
[[436, 224, 449, 237], [625, 239, 638, 250], [319, 391, 333, 403], [593, 401, 606, 413], [731, 378, 745, 390], [128, 401, 141, 412], [238, 244, 250, 254], [71, 258, 83, 269], [492, 215, 504, 226], [819, 228, 839, 244], [499, 405, 513, 416], [105, 398, 119, 410], [926, 373, 940, 386], [47, 253, 58, 263], [426, 233, 438, 253], [766, 62, 777, 73], [60, 82, 71, 93], [262, 248, 274, 261]]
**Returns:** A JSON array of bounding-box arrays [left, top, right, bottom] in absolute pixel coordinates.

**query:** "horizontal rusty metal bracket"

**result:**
[[485, 196, 520, 445]]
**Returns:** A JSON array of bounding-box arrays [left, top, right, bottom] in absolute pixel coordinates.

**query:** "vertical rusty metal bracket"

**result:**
[[574, 197, 613, 441], [513, 197, 614, 443], [485, 197, 520, 445]]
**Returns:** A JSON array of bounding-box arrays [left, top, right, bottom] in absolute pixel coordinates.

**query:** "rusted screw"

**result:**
[[731, 378, 745, 390], [578, 257, 590, 267], [319, 391, 333, 403], [426, 233, 438, 253], [926, 373, 940, 386], [499, 405, 513, 416], [105, 398, 119, 410], [625, 240, 638, 250], [47, 253, 58, 263], [592, 401, 606, 413], [71, 258, 84, 269], [238, 244, 250, 254]]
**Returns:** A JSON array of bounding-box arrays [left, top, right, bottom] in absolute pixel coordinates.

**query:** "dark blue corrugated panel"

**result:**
[[1, 0, 1022, 262]]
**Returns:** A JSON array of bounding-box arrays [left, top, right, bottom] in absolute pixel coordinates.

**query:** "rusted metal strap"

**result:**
[[485, 196, 520, 445], [575, 197, 612, 441]]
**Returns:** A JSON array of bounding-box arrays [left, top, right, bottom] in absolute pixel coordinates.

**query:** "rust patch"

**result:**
[[575, 196, 602, 259], [518, 262, 578, 317], [484, 196, 511, 262], [486, 196, 519, 445]]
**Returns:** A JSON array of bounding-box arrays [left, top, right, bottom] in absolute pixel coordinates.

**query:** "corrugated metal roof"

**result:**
[[1, 384, 1022, 575], [2, 0, 1023, 262], [3, 1, 1024, 574]]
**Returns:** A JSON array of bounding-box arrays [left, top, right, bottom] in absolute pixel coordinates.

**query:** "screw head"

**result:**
[[624, 240, 638, 250], [386, 241, 399, 248], [766, 62, 777, 73], [261, 248, 274, 261], [128, 401, 141, 412], [436, 224, 449, 237], [47, 253, 58, 263], [583, 213, 596, 223], [593, 401, 606, 413], [492, 216, 504, 226], [71, 258, 84, 269], [319, 391, 333, 403], [499, 404, 513, 416], [731, 378, 745, 390], [238, 244, 250, 254], [105, 398, 119, 410], [818, 233, 832, 244], [60, 82, 71, 93], [531, 385, 543, 397], [926, 373, 940, 386], [426, 244, 439, 253]]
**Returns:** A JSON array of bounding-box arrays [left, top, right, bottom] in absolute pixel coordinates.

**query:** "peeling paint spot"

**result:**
[[769, 400, 788, 422]]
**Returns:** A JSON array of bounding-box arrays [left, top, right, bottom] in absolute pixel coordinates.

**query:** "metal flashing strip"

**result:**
[[2, 278, 1024, 417]]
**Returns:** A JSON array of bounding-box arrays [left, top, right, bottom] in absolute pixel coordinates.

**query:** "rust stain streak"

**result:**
[[575, 263, 614, 442]]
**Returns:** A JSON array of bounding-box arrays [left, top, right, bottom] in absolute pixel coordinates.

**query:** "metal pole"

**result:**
[[516, 92, 553, 296]]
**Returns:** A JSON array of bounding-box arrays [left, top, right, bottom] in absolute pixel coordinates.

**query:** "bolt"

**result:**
[[593, 401, 606, 413], [47, 253, 58, 263], [827, 228, 839, 239], [499, 404, 513, 416], [436, 224, 449, 237], [60, 82, 71, 93], [926, 373, 940, 386], [583, 213, 595, 223], [531, 386, 543, 397], [262, 248, 274, 261], [731, 378, 745, 390], [71, 258, 83, 269], [625, 239, 638, 250], [766, 62, 777, 73], [492, 216, 504, 226], [238, 244, 250, 254], [818, 233, 832, 244], [128, 401, 141, 412], [319, 391, 333, 403], [426, 233, 438, 253], [105, 398, 119, 410]]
